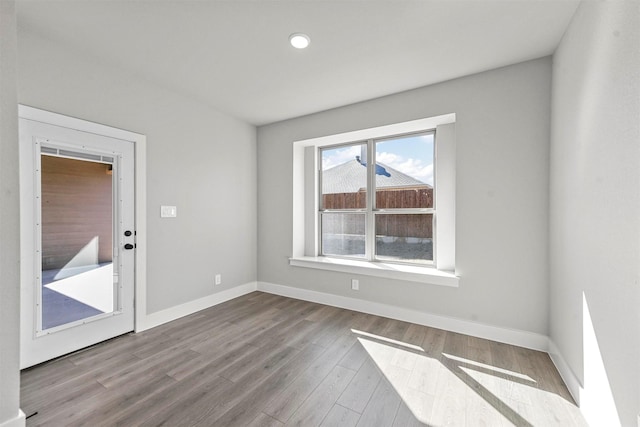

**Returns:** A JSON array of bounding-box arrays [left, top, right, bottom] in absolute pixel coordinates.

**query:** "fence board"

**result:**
[[322, 187, 433, 238]]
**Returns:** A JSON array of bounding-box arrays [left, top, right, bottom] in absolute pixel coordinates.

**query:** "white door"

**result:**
[[19, 110, 135, 368]]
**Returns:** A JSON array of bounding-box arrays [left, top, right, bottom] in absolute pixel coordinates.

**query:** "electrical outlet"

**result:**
[[351, 279, 359, 290], [215, 274, 222, 285]]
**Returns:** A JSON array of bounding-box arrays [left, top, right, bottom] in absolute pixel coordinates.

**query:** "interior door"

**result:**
[[19, 115, 135, 368]]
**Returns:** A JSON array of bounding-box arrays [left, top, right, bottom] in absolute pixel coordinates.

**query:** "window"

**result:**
[[319, 132, 435, 265], [290, 114, 457, 286]]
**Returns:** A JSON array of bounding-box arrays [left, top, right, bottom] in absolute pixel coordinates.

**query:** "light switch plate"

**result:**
[[161, 205, 177, 218]]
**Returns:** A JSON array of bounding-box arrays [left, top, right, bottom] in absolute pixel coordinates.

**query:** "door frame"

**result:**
[[18, 105, 148, 343]]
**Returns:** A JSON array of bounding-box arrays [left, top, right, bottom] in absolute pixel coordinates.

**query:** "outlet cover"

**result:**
[[215, 274, 222, 285], [351, 279, 359, 290]]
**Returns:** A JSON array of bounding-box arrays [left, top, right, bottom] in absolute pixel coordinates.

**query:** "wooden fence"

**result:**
[[41, 155, 113, 270], [322, 187, 433, 238]]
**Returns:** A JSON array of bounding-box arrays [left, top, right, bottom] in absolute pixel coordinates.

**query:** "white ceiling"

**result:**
[[17, 1, 580, 126]]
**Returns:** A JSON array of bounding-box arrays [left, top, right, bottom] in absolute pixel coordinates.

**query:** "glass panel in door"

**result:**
[[39, 154, 116, 331]]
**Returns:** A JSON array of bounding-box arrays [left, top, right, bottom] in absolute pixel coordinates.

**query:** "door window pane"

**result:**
[[40, 154, 115, 330], [321, 212, 365, 257], [375, 214, 433, 263]]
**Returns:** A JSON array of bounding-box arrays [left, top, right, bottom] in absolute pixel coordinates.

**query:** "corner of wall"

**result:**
[[548, 339, 582, 405], [136, 281, 258, 332], [0, 411, 25, 427], [0, 0, 24, 425], [548, 1, 640, 425]]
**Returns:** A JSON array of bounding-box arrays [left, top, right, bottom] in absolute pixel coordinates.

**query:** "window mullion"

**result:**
[[366, 139, 375, 261]]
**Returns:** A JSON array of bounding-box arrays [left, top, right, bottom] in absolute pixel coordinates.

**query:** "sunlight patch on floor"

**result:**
[[443, 352, 536, 383], [358, 336, 433, 423], [357, 330, 585, 426], [351, 329, 424, 351], [44, 264, 114, 313]]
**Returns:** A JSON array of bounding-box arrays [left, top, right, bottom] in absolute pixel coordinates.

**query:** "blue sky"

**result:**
[[322, 133, 434, 185]]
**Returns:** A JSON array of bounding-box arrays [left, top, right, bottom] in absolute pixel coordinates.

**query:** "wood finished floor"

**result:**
[[21, 292, 588, 426]]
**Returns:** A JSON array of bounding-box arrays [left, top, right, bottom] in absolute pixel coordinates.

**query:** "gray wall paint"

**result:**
[[10, 5, 639, 424], [549, 1, 640, 425], [0, 1, 22, 425], [258, 58, 551, 334], [17, 30, 257, 314]]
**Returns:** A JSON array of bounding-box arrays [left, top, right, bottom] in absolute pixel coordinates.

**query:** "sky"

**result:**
[[321, 133, 434, 185]]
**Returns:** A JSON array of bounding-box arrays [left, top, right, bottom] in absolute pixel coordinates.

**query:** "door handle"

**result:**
[[124, 243, 135, 250]]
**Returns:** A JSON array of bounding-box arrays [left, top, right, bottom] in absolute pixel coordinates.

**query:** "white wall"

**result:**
[[549, 1, 640, 426], [0, 2, 25, 426], [258, 58, 551, 336], [17, 30, 257, 315]]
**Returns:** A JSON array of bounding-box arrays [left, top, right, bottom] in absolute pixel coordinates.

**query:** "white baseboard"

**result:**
[[548, 339, 582, 405], [131, 280, 585, 414], [136, 282, 257, 332], [0, 410, 25, 427], [257, 281, 549, 352]]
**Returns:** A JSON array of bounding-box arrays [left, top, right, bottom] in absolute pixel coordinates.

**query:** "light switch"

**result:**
[[161, 205, 177, 218]]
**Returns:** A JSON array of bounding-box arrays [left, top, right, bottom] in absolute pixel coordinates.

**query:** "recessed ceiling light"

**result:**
[[289, 33, 310, 49]]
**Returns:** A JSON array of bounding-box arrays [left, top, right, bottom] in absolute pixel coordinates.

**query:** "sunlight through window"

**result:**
[[442, 352, 536, 383], [351, 329, 425, 351]]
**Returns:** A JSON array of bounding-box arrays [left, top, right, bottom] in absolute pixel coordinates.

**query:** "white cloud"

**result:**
[[322, 145, 361, 170], [377, 152, 433, 185], [376, 152, 400, 165]]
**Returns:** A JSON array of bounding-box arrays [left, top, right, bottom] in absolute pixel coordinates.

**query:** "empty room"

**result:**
[[0, 1, 638, 426]]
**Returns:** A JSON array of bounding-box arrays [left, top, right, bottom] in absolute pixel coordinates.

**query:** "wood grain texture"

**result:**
[[21, 292, 588, 426]]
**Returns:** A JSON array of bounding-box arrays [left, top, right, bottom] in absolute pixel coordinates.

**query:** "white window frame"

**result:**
[[318, 132, 436, 265], [290, 114, 458, 287]]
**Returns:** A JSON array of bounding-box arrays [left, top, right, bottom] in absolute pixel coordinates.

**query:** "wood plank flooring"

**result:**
[[21, 292, 588, 426]]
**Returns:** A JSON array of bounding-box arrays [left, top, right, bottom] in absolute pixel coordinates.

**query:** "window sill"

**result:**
[[289, 256, 459, 287]]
